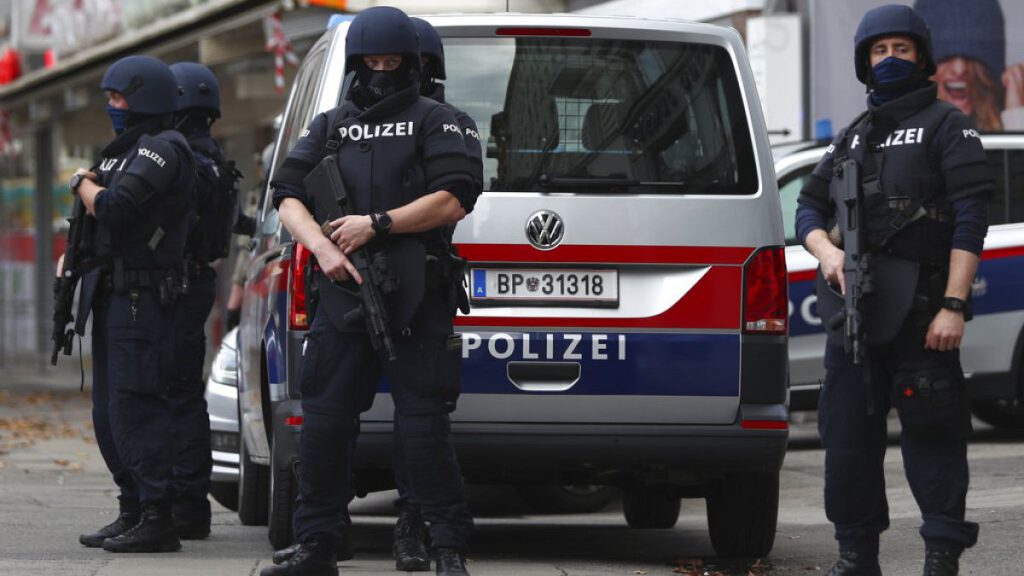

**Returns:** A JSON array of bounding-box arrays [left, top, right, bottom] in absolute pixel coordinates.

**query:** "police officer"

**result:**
[[795, 5, 990, 576], [261, 6, 477, 576], [74, 55, 196, 553], [388, 16, 483, 573], [166, 61, 233, 540]]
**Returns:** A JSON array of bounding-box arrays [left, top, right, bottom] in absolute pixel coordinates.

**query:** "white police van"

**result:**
[[235, 13, 789, 557], [778, 135, 1024, 426]]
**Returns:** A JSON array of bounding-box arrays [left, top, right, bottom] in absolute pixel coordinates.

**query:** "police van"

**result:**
[[778, 135, 1024, 426], [235, 13, 789, 557]]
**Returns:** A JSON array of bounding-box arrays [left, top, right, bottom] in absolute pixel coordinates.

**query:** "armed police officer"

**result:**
[[795, 5, 991, 576], [387, 16, 483, 573], [74, 56, 196, 553], [167, 61, 239, 541], [261, 7, 477, 576]]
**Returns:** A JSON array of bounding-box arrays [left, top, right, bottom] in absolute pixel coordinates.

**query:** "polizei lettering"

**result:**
[[138, 147, 166, 167], [338, 121, 414, 142], [462, 332, 627, 361], [876, 127, 924, 149]]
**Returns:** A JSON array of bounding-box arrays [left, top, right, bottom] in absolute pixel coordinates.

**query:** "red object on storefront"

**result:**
[[0, 47, 23, 84], [44, 49, 57, 69]]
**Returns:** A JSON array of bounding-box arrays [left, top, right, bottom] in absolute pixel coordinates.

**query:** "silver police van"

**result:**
[[235, 13, 789, 557]]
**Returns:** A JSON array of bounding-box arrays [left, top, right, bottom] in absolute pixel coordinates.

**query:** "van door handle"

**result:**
[[506, 361, 581, 392]]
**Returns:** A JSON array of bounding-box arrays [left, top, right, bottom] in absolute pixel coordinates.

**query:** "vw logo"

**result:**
[[525, 210, 564, 250]]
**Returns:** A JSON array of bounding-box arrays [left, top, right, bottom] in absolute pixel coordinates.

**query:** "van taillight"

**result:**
[[289, 243, 311, 330], [743, 247, 787, 335]]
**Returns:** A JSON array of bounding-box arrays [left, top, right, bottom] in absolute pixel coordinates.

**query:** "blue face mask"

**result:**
[[871, 56, 919, 87], [106, 105, 131, 134]]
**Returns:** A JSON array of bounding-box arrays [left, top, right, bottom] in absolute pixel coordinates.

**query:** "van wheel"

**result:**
[[622, 486, 680, 529], [238, 432, 269, 526], [268, 442, 298, 550], [209, 481, 239, 512], [706, 470, 779, 558], [519, 484, 617, 514], [971, 398, 1024, 430]]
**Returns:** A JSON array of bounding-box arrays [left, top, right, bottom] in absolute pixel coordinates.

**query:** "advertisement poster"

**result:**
[[812, 0, 1024, 135]]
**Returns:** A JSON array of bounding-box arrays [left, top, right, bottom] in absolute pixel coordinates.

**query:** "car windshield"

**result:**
[[442, 36, 759, 195]]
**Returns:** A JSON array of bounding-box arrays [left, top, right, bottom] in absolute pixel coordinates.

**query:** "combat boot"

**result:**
[[173, 516, 211, 540], [79, 511, 140, 548], [260, 535, 337, 576], [923, 549, 959, 576], [273, 530, 354, 564], [102, 505, 181, 553], [394, 505, 430, 571], [434, 547, 470, 576], [824, 549, 882, 576]]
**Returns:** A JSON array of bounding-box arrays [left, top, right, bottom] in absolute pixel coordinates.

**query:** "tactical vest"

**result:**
[[94, 129, 193, 271], [832, 100, 957, 267]]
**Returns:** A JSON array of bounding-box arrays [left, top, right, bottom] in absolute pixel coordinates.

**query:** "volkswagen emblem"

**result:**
[[525, 210, 564, 250]]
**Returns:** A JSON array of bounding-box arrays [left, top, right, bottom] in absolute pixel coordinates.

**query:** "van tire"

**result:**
[[706, 470, 778, 558], [238, 432, 269, 526], [622, 486, 680, 529], [971, 398, 1024, 429], [268, 442, 298, 549], [209, 481, 239, 512]]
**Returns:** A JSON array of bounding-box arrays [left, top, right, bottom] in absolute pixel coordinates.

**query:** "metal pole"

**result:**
[[33, 126, 54, 372]]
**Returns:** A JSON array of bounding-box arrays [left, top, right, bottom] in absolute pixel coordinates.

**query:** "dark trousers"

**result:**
[[818, 308, 979, 554], [292, 293, 473, 551], [169, 268, 216, 522], [91, 290, 177, 510]]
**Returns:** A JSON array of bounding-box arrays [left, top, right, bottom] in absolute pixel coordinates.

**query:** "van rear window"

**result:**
[[443, 37, 758, 195]]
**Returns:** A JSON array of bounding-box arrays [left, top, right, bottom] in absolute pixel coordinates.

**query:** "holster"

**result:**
[[426, 250, 470, 316]]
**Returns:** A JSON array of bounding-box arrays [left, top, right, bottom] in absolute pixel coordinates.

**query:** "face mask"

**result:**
[[362, 69, 400, 100], [106, 105, 131, 134], [871, 56, 919, 88]]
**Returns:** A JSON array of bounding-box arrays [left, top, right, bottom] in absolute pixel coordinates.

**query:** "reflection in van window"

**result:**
[[442, 38, 758, 195]]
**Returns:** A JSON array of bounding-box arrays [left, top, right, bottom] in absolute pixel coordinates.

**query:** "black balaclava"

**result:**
[[353, 57, 414, 108]]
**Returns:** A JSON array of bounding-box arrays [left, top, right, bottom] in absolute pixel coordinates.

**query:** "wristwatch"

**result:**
[[371, 212, 392, 237], [69, 173, 86, 194], [942, 297, 968, 314]]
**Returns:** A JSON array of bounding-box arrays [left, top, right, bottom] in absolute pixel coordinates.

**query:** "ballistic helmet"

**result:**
[[170, 62, 221, 118], [853, 4, 936, 85], [100, 56, 179, 115], [344, 6, 420, 75], [411, 17, 445, 80]]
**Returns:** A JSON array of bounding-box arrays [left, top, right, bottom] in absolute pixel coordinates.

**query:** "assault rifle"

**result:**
[[304, 156, 399, 361], [51, 196, 88, 365], [831, 158, 875, 365]]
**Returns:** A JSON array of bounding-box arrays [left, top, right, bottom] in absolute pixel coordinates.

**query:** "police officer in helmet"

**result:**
[[73, 55, 196, 552], [167, 61, 234, 540], [261, 6, 477, 576], [385, 16, 483, 573], [795, 5, 990, 575]]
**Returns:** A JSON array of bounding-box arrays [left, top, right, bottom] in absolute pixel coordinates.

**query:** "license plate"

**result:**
[[469, 268, 618, 306]]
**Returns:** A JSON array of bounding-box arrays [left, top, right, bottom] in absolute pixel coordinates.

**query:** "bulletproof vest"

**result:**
[[833, 100, 957, 266], [186, 137, 241, 263], [93, 129, 193, 270]]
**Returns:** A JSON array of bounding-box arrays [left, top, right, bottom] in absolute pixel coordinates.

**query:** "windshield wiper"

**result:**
[[538, 174, 687, 189]]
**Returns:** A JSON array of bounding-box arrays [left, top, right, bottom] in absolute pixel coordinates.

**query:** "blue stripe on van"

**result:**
[[456, 331, 740, 397]]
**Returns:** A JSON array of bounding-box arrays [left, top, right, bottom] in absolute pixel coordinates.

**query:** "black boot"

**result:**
[[923, 549, 959, 576], [261, 536, 337, 576], [394, 505, 430, 572], [79, 511, 140, 548], [825, 549, 882, 576], [273, 531, 354, 564], [173, 516, 211, 540], [434, 547, 470, 576], [102, 505, 181, 553]]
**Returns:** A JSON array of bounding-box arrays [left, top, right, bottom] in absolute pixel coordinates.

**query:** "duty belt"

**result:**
[[102, 268, 185, 305]]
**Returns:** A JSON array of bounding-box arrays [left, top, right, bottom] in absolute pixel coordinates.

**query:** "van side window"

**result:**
[[1006, 150, 1024, 225], [260, 48, 327, 234], [778, 167, 814, 246]]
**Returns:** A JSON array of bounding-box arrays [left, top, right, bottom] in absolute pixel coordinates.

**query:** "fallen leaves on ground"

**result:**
[[672, 557, 774, 576]]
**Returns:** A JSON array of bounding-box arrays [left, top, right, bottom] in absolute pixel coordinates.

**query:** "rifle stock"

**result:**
[[304, 156, 398, 361]]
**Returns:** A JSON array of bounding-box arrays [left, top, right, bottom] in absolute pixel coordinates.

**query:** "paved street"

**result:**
[[1, 367, 1022, 575]]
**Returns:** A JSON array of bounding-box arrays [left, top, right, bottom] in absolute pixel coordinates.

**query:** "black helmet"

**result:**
[[344, 6, 420, 75], [854, 4, 936, 85], [170, 62, 221, 118], [411, 17, 445, 80], [100, 56, 178, 115]]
